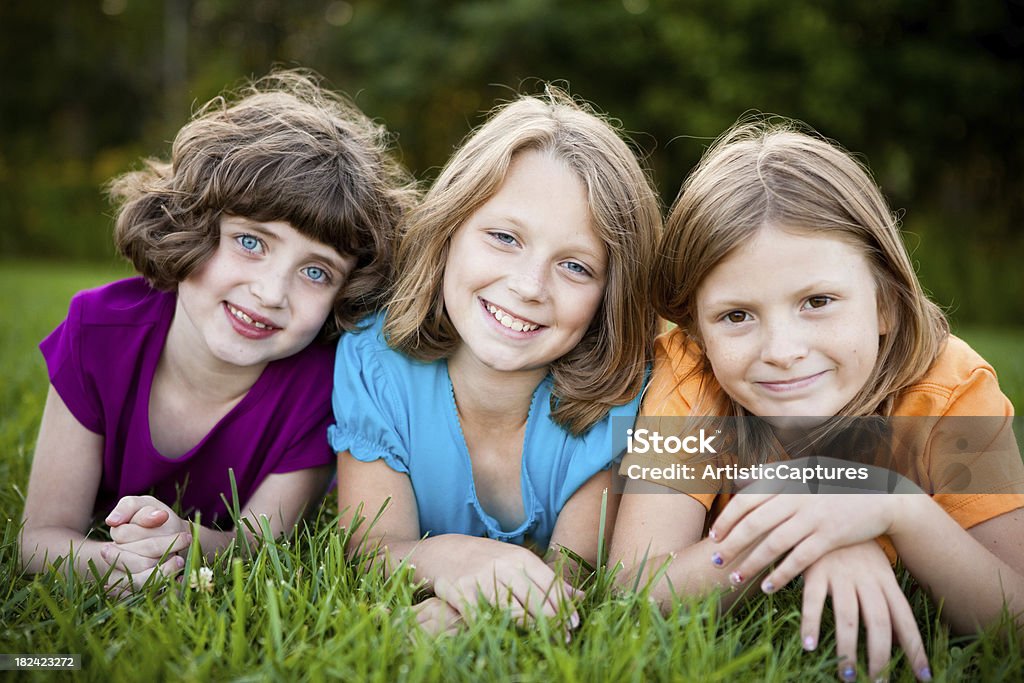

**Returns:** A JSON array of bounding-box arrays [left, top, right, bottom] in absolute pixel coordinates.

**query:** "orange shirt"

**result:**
[[630, 328, 1024, 537]]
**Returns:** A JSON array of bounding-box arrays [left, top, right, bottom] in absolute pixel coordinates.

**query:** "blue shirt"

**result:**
[[328, 313, 641, 549]]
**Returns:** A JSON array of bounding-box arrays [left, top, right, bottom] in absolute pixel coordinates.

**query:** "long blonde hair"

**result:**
[[657, 117, 948, 425], [385, 87, 662, 435]]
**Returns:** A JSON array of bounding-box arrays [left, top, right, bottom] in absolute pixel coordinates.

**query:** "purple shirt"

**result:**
[[40, 278, 334, 525]]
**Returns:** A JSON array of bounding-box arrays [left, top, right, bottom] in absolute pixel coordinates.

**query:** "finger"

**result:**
[[104, 554, 184, 597], [108, 532, 192, 560], [413, 598, 463, 636], [832, 581, 860, 682], [519, 563, 582, 628], [884, 580, 930, 681], [857, 581, 893, 680], [111, 524, 178, 544], [105, 496, 157, 526], [709, 493, 779, 542], [711, 496, 795, 568], [800, 571, 828, 652], [101, 544, 162, 574], [759, 534, 832, 593], [128, 505, 170, 528]]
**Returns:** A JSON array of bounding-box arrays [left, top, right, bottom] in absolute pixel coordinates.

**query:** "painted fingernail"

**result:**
[[728, 571, 743, 585], [841, 664, 856, 681], [708, 528, 718, 541], [802, 635, 816, 651], [917, 667, 932, 681], [761, 579, 774, 593], [711, 552, 724, 566]]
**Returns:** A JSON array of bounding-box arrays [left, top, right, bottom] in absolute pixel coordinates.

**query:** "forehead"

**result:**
[[699, 226, 877, 302], [472, 151, 605, 252]]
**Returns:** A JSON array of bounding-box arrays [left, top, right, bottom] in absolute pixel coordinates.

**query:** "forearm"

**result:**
[[348, 531, 524, 591], [19, 525, 112, 577], [891, 496, 1024, 633], [613, 536, 754, 612]]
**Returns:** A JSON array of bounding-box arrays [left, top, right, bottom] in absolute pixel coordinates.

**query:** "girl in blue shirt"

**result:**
[[330, 88, 661, 635]]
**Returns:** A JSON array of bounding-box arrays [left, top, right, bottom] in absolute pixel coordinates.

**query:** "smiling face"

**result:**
[[173, 215, 355, 372], [442, 150, 607, 380], [695, 225, 887, 427]]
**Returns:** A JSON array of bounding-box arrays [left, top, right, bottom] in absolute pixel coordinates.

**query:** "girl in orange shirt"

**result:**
[[611, 118, 1024, 681]]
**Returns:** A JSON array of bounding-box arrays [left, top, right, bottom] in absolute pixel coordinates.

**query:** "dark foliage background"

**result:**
[[2, 0, 1021, 324]]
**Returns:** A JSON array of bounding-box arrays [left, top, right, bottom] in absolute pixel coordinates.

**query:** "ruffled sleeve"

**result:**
[[555, 386, 644, 511], [327, 317, 410, 474]]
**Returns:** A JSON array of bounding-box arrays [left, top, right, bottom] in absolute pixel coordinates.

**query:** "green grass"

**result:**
[[1, 261, 1023, 681]]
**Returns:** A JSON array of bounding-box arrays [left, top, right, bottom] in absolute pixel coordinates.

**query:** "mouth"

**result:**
[[755, 370, 829, 393], [481, 299, 543, 333], [224, 302, 281, 338]]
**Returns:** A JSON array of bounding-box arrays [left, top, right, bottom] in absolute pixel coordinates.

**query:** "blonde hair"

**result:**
[[385, 87, 662, 435], [656, 117, 948, 422], [109, 69, 417, 336]]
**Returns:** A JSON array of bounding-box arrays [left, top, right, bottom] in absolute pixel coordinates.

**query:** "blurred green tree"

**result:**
[[1, 0, 1020, 323]]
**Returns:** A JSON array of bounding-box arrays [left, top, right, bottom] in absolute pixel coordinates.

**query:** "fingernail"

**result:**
[[100, 544, 110, 559], [711, 552, 724, 566], [802, 635, 816, 651], [570, 611, 580, 629], [761, 579, 774, 593], [150, 510, 162, 518], [841, 664, 856, 681], [728, 571, 743, 585], [106, 513, 122, 524], [175, 556, 185, 569], [917, 667, 932, 681], [708, 528, 718, 541]]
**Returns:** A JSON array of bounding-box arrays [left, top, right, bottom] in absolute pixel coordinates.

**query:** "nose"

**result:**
[[250, 265, 289, 309], [759, 318, 808, 369], [507, 262, 548, 303]]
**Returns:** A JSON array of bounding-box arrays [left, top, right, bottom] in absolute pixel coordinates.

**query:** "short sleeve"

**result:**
[[928, 364, 1024, 527], [38, 291, 103, 434], [556, 382, 645, 510], [327, 322, 410, 474], [619, 330, 719, 509]]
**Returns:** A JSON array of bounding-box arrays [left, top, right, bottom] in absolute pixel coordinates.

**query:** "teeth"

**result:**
[[486, 303, 539, 332], [229, 305, 270, 329]]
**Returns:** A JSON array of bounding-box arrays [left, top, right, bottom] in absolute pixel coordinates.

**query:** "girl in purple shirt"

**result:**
[[20, 70, 415, 593]]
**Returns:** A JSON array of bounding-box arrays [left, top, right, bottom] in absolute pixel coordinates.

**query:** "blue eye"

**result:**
[[562, 261, 588, 275], [490, 231, 518, 246], [237, 234, 263, 253], [303, 266, 330, 284]]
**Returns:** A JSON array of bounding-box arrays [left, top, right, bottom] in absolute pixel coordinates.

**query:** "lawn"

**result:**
[[1, 261, 1022, 682]]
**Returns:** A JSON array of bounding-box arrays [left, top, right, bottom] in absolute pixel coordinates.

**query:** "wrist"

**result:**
[[887, 494, 935, 542]]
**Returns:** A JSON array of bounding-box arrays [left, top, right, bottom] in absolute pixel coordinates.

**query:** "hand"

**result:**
[[800, 542, 931, 682], [100, 553, 186, 599], [412, 597, 465, 636], [105, 495, 192, 561], [708, 489, 916, 592], [431, 541, 583, 635]]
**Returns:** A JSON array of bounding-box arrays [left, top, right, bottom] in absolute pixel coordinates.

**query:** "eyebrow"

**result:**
[[701, 280, 851, 308]]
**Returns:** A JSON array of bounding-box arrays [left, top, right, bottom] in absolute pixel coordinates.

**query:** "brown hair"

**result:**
[[384, 87, 662, 435], [109, 68, 417, 336], [657, 116, 948, 423]]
